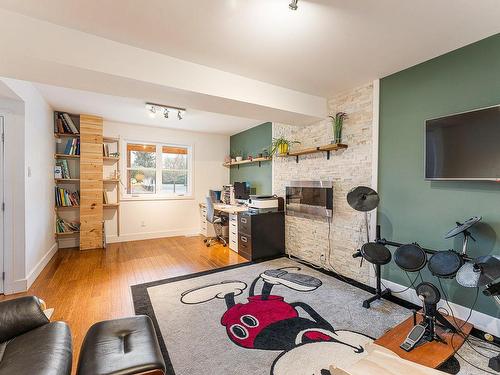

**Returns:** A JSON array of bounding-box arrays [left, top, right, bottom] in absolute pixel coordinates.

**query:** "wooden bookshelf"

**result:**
[[55, 112, 121, 249], [103, 136, 121, 237]]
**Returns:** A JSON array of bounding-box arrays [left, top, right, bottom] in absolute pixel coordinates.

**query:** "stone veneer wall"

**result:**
[[272, 82, 374, 284]]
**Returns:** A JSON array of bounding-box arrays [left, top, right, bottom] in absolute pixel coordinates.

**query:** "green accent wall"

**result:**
[[379, 34, 500, 318], [230, 122, 272, 195]]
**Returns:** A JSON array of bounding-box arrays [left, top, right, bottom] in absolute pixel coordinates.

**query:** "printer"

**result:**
[[248, 195, 279, 209]]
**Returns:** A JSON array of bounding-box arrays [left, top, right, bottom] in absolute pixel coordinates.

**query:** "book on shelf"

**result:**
[[103, 190, 109, 204], [56, 217, 80, 233], [55, 187, 80, 207], [103, 143, 110, 157], [62, 138, 80, 155], [54, 112, 79, 134], [54, 166, 63, 179], [56, 160, 71, 179]]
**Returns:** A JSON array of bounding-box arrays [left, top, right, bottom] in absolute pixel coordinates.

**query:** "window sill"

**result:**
[[121, 195, 194, 202]]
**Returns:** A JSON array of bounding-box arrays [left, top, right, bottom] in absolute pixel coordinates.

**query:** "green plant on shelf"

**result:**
[[269, 137, 300, 156]]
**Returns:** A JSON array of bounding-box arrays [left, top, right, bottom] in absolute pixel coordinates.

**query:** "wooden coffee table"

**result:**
[[374, 313, 473, 369]]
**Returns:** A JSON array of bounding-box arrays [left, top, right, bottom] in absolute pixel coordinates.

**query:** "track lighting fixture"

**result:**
[[289, 0, 298, 10], [145, 102, 186, 120]]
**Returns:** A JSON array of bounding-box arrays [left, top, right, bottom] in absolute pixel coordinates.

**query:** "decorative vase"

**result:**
[[236, 156, 243, 162]]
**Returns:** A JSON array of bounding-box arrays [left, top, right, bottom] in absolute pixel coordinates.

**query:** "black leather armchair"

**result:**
[[0, 296, 72, 375]]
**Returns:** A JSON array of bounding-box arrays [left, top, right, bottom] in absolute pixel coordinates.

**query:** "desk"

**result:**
[[199, 203, 248, 252]]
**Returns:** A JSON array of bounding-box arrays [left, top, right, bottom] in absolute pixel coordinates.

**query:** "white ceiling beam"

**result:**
[[0, 9, 326, 125]]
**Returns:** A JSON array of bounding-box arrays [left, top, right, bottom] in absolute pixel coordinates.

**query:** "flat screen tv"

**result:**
[[425, 105, 500, 180]]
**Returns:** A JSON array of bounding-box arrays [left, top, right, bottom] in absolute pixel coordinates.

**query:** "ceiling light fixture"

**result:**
[[289, 0, 298, 10], [145, 102, 186, 120]]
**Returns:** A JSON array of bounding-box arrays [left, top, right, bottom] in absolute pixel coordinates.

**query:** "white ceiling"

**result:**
[[35, 83, 261, 135], [0, 0, 499, 97]]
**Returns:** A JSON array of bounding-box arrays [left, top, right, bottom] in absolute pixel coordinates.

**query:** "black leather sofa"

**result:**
[[0, 296, 72, 375]]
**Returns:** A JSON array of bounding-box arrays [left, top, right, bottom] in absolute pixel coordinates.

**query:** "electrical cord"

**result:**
[[436, 281, 496, 373], [323, 216, 354, 284], [377, 267, 421, 294]]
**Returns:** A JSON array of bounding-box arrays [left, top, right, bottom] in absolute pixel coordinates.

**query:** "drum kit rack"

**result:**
[[347, 186, 500, 356]]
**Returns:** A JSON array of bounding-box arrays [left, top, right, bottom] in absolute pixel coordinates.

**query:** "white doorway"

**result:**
[[0, 115, 4, 294]]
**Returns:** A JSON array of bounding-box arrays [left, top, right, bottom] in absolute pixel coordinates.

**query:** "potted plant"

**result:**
[[234, 150, 243, 162], [269, 137, 301, 156], [262, 147, 270, 158], [329, 112, 347, 144]]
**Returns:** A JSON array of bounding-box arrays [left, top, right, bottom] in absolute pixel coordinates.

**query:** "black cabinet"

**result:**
[[238, 210, 285, 261]]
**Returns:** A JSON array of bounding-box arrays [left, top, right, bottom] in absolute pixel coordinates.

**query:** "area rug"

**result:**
[[132, 257, 491, 375]]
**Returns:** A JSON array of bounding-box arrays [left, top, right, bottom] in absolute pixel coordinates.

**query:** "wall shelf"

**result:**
[[55, 231, 80, 237], [104, 156, 119, 162], [55, 153, 80, 159], [56, 205, 80, 210], [103, 179, 119, 183], [55, 178, 80, 183], [103, 203, 120, 208], [54, 133, 80, 139], [223, 157, 271, 169], [278, 143, 348, 163]]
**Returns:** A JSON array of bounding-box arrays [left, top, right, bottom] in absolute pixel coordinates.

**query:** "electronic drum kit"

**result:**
[[348, 186, 500, 360], [347, 186, 500, 308]]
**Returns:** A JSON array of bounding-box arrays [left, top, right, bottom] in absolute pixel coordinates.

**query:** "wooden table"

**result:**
[[374, 313, 473, 369]]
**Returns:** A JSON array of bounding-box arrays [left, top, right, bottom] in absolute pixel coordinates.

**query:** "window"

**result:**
[[124, 141, 192, 199]]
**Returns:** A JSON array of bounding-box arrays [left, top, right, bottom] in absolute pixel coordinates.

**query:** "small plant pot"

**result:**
[[278, 144, 289, 155], [235, 156, 243, 162]]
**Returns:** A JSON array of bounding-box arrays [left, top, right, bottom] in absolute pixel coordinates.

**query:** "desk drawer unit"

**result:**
[[199, 205, 215, 237], [237, 211, 285, 261], [229, 213, 238, 252]]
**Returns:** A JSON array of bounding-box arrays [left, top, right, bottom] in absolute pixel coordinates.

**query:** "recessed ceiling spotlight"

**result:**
[[289, 0, 298, 10], [177, 110, 183, 120], [164, 109, 169, 119]]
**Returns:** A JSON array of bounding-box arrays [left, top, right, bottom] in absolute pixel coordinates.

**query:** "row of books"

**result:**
[[55, 187, 80, 207], [56, 217, 80, 233], [103, 143, 111, 157], [54, 112, 79, 134], [55, 160, 71, 179], [63, 138, 80, 155]]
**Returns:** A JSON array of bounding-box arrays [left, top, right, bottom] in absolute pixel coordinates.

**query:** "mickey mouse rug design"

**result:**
[[180, 267, 373, 375]]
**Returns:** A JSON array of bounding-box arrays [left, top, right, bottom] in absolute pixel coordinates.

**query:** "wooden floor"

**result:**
[[0, 236, 247, 372]]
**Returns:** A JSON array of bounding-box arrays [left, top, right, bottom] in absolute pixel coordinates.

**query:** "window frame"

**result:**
[[121, 139, 194, 201]]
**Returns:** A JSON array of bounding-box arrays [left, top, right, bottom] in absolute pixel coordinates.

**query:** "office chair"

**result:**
[[204, 196, 228, 247]]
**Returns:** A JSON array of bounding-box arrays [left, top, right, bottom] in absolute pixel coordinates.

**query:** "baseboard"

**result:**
[[26, 242, 58, 289], [106, 228, 200, 243], [381, 278, 500, 337], [4, 278, 27, 294]]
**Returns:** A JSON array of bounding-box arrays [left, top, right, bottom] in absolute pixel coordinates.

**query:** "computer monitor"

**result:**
[[209, 189, 221, 202], [233, 182, 250, 201]]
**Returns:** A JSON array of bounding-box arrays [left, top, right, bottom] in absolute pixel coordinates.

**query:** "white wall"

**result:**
[[1, 78, 56, 292], [103, 121, 229, 243]]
